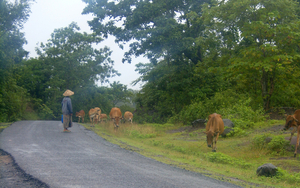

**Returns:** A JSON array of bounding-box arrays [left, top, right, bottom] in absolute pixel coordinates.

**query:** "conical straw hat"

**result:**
[[63, 89, 74, 96]]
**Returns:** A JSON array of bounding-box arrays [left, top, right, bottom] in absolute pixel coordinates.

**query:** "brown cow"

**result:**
[[75, 110, 85, 123], [99, 114, 107, 123], [124, 111, 133, 124], [94, 107, 101, 122], [109, 107, 122, 129], [89, 107, 101, 126], [283, 109, 300, 157], [205, 113, 224, 152]]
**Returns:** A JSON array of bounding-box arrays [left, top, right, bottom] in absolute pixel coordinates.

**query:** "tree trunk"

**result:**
[[261, 68, 275, 111]]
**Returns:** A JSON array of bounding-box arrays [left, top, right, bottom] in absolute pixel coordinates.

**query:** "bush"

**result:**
[[252, 134, 290, 155], [169, 89, 267, 127], [251, 134, 270, 150], [267, 136, 290, 155]]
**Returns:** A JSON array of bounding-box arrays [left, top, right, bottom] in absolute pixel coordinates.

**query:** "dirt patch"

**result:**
[[0, 149, 49, 188]]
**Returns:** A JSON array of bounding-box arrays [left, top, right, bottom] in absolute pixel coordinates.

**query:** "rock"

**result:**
[[191, 119, 206, 128], [221, 128, 234, 137], [223, 119, 234, 128], [265, 137, 272, 144], [256, 163, 278, 177]]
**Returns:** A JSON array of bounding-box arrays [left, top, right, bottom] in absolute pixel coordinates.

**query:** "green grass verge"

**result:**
[[0, 123, 11, 133], [81, 120, 300, 188]]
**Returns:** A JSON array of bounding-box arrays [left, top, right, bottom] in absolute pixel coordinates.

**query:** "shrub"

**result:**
[[267, 136, 290, 155], [168, 89, 267, 127], [252, 134, 291, 155], [251, 134, 270, 150]]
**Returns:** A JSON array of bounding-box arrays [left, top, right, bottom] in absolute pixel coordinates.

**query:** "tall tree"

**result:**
[[0, 0, 31, 121], [82, 0, 209, 65], [108, 81, 131, 107], [200, 0, 300, 110], [36, 22, 119, 117]]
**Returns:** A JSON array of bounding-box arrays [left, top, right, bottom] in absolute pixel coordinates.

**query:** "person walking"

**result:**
[[62, 89, 74, 132]]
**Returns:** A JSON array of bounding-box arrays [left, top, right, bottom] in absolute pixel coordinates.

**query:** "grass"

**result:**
[[0, 123, 11, 133], [80, 120, 300, 188]]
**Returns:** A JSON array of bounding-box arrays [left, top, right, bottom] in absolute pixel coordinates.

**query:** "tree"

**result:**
[[108, 81, 131, 107], [35, 22, 119, 117], [200, 0, 300, 110], [82, 0, 210, 65], [0, 0, 31, 121]]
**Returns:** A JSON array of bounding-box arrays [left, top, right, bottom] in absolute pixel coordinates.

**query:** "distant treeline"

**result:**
[[1, 0, 300, 124]]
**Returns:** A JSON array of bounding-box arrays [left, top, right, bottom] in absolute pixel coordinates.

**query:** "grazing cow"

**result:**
[[94, 107, 101, 122], [124, 111, 133, 124], [283, 109, 300, 157], [99, 114, 107, 123], [89, 107, 101, 126], [109, 107, 122, 129], [205, 113, 224, 152], [75, 110, 85, 123]]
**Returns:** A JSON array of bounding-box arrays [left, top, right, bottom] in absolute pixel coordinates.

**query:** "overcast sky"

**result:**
[[22, 0, 145, 90]]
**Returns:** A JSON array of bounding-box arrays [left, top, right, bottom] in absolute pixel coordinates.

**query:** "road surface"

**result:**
[[0, 121, 241, 188]]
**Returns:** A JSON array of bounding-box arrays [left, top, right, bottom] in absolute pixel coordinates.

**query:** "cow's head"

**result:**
[[206, 131, 219, 147], [112, 117, 123, 127], [284, 115, 298, 130]]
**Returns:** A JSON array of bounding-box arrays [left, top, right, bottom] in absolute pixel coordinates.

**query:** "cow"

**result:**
[[205, 113, 224, 152], [99, 114, 108, 123], [109, 107, 122, 130], [75, 110, 85, 123], [94, 107, 101, 122], [123, 111, 133, 124], [89, 107, 101, 126], [283, 109, 300, 157]]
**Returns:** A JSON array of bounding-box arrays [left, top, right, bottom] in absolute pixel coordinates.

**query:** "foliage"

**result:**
[[200, 0, 300, 110], [275, 168, 300, 184], [204, 152, 252, 169], [252, 134, 290, 155], [169, 89, 266, 127], [267, 135, 291, 155], [251, 133, 271, 150], [108, 81, 132, 107], [0, 0, 31, 122], [0, 76, 29, 122]]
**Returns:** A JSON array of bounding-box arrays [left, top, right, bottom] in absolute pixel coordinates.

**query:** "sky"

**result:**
[[22, 0, 146, 90]]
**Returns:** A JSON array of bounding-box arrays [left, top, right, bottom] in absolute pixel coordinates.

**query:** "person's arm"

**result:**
[[67, 99, 73, 115]]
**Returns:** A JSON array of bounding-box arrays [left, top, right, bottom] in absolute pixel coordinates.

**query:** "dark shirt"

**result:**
[[61, 97, 73, 115]]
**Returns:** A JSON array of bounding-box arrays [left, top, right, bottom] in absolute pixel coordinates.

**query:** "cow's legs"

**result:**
[[289, 127, 297, 141], [212, 134, 220, 152], [294, 128, 300, 157]]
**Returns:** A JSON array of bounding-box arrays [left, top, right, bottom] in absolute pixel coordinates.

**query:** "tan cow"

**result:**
[[75, 110, 85, 123], [89, 107, 101, 126], [205, 113, 224, 152], [99, 114, 107, 123], [283, 109, 300, 157], [124, 111, 133, 124], [109, 107, 122, 129], [94, 107, 101, 122]]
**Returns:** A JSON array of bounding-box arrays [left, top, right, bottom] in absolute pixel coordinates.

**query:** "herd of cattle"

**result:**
[[75, 107, 133, 128], [75, 108, 300, 156]]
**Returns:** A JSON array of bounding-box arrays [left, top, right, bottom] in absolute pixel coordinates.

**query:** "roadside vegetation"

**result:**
[[82, 118, 300, 188]]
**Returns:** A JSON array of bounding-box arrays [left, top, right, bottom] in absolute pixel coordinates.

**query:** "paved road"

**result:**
[[0, 121, 241, 188]]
